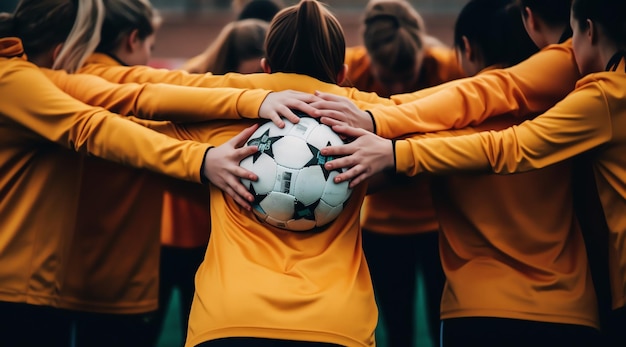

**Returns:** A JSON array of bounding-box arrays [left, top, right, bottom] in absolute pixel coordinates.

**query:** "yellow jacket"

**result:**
[[79, 53, 393, 108], [395, 63, 626, 311], [344, 46, 465, 235], [136, 96, 379, 346], [371, 39, 580, 137], [344, 45, 465, 97], [0, 38, 208, 306], [423, 115, 598, 328]]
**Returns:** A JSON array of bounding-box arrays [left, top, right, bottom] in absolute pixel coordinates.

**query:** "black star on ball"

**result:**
[[292, 200, 320, 220], [304, 141, 343, 180], [247, 129, 282, 162]]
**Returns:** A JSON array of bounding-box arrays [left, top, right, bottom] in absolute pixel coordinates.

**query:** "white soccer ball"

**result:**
[[240, 114, 352, 232]]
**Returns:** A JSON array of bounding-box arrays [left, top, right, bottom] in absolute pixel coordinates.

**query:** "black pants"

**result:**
[[362, 229, 445, 347], [196, 338, 343, 347], [605, 306, 626, 347], [441, 317, 602, 347], [0, 302, 72, 347], [71, 310, 159, 347]]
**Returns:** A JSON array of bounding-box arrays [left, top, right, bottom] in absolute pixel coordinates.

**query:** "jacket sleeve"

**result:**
[[79, 63, 260, 88], [372, 41, 581, 138], [42, 69, 269, 122], [1, 60, 210, 182], [394, 81, 611, 176]]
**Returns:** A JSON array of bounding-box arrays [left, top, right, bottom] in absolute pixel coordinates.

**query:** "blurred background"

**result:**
[[0, 1, 464, 69], [147, 0, 463, 68]]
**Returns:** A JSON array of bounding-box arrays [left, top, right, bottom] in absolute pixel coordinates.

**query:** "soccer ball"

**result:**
[[240, 113, 352, 232]]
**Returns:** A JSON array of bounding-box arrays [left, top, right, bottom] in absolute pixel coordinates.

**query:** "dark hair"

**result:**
[[572, 0, 626, 47], [183, 18, 268, 74], [455, 0, 538, 69], [0, 12, 15, 37], [362, 0, 425, 73], [97, 0, 160, 54], [264, 0, 345, 84], [237, 0, 283, 22], [517, 0, 572, 27]]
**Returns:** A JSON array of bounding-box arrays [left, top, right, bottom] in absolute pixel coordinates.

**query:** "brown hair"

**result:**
[[5, 0, 104, 72], [264, 0, 345, 84], [97, 0, 161, 54], [363, 0, 426, 72], [183, 18, 268, 74]]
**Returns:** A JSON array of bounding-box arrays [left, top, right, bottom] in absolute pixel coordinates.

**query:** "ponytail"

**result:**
[[53, 0, 104, 72], [363, 0, 425, 73], [265, 0, 345, 84]]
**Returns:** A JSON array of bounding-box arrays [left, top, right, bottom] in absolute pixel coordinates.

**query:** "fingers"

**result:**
[[331, 166, 367, 188], [333, 124, 369, 137], [285, 100, 320, 118], [223, 185, 252, 211], [316, 110, 347, 123], [322, 152, 356, 169], [320, 117, 344, 127], [314, 90, 346, 102], [231, 124, 260, 147]]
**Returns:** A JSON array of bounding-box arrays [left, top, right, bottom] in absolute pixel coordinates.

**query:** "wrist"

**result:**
[[365, 110, 376, 133], [200, 146, 215, 184]]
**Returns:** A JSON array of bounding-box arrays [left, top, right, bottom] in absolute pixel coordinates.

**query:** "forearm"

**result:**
[[5, 63, 207, 183], [372, 42, 580, 138], [43, 69, 270, 122], [395, 84, 611, 177]]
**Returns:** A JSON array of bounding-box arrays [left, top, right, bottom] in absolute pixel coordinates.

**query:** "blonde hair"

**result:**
[[182, 18, 268, 74], [8, 0, 104, 73], [363, 0, 426, 72], [54, 0, 104, 72]]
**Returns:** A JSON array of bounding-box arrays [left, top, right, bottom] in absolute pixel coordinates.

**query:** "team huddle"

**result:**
[[0, 0, 625, 347]]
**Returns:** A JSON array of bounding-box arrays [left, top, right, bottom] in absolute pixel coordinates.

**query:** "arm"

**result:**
[[2, 60, 208, 182], [42, 69, 318, 126], [321, 81, 611, 186], [79, 62, 258, 88], [371, 41, 581, 138], [2, 60, 258, 208]]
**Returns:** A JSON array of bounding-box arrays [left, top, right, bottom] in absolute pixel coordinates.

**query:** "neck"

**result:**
[[600, 43, 624, 71], [543, 25, 570, 46]]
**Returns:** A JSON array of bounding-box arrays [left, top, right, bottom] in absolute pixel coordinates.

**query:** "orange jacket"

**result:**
[[344, 45, 465, 97], [423, 115, 598, 328], [141, 118, 375, 347], [0, 38, 209, 307], [395, 61, 626, 311], [344, 45, 465, 235], [372, 39, 580, 137]]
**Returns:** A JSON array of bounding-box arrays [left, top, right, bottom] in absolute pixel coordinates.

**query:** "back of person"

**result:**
[[342, 1, 464, 345], [172, 2, 380, 346], [407, 1, 599, 345], [163, 10, 268, 346]]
